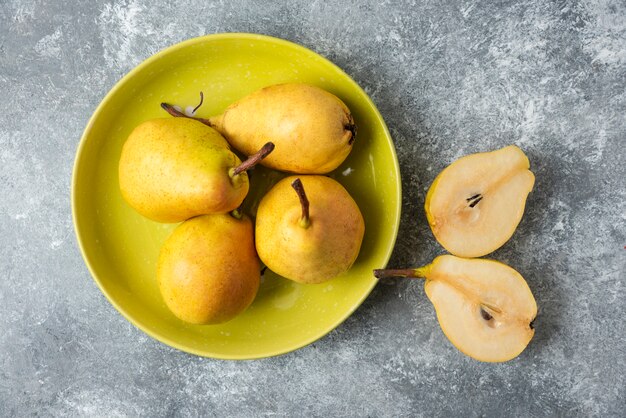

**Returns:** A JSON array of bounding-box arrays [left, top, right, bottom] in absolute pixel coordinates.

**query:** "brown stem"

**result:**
[[345, 113, 357, 145], [192, 91, 204, 114], [231, 142, 275, 176], [160, 102, 213, 126], [373, 269, 423, 279], [291, 178, 310, 228]]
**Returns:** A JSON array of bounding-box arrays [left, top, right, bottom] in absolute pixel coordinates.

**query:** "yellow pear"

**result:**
[[425, 145, 535, 257], [157, 212, 260, 325], [162, 83, 356, 173], [374, 255, 537, 362], [255, 176, 365, 284], [119, 117, 273, 223]]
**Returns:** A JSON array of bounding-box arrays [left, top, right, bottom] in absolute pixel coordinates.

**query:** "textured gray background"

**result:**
[[1, 0, 625, 416]]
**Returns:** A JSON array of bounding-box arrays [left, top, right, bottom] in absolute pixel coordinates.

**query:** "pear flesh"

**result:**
[[425, 145, 534, 258], [208, 83, 356, 174], [157, 213, 260, 325], [119, 118, 248, 223], [375, 255, 537, 362], [422, 256, 537, 362], [255, 176, 365, 284]]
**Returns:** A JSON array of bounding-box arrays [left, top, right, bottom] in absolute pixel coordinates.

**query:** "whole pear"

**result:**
[[119, 117, 273, 223], [255, 176, 365, 284], [157, 212, 260, 325], [163, 83, 356, 174]]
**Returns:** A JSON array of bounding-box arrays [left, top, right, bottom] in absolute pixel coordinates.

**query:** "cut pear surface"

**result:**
[[425, 145, 535, 258], [374, 255, 537, 362], [422, 255, 536, 362]]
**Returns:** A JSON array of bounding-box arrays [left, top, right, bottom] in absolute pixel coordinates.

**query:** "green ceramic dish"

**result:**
[[72, 33, 401, 359]]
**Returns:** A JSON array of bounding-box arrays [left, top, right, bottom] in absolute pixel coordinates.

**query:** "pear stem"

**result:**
[[231, 142, 275, 176], [192, 91, 204, 114], [345, 114, 357, 145], [160, 102, 214, 126], [291, 178, 310, 229], [373, 268, 425, 279], [230, 208, 243, 220]]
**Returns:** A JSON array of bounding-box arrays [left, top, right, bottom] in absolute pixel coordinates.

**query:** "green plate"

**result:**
[[72, 33, 401, 359]]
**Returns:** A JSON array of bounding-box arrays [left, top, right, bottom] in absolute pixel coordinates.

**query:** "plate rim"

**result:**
[[71, 32, 402, 360]]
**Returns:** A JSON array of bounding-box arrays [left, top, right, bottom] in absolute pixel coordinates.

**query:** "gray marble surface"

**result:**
[[1, 0, 625, 416]]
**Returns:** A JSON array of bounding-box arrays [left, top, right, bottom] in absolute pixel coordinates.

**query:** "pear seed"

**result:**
[[480, 307, 493, 321], [468, 194, 483, 208]]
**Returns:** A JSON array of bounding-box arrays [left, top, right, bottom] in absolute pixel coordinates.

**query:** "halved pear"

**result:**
[[425, 145, 534, 257], [374, 255, 537, 362]]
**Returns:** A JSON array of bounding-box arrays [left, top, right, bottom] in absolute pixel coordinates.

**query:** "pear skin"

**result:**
[[157, 213, 260, 325], [375, 255, 537, 362], [118, 118, 248, 223], [206, 83, 356, 174], [255, 176, 365, 284], [425, 145, 534, 257]]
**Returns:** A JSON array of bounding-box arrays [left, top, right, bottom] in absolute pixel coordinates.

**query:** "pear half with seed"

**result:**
[[374, 255, 537, 363], [425, 145, 534, 258]]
